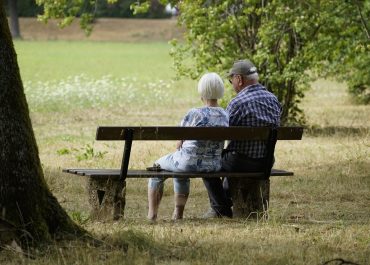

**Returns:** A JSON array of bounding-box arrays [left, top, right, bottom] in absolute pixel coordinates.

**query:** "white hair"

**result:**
[[244, 72, 259, 81], [197, 72, 224, 99]]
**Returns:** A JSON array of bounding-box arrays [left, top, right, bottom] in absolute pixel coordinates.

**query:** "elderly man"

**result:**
[[202, 59, 282, 218]]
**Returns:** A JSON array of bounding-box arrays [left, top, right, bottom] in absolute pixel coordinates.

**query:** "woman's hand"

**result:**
[[176, 140, 183, 150]]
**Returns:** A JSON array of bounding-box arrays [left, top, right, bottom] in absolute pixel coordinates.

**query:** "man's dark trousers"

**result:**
[[202, 150, 265, 217]]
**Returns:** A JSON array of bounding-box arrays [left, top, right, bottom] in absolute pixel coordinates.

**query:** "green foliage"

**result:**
[[311, 1, 370, 104], [56, 144, 108, 161], [76, 144, 108, 161], [130, 0, 151, 15], [36, 0, 170, 34], [56, 148, 71, 155], [347, 54, 370, 104], [219, 86, 235, 110], [4, 0, 170, 20], [97, 0, 170, 18], [69, 211, 89, 225]]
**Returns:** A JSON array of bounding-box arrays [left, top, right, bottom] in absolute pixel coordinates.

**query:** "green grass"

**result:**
[[15, 40, 198, 114], [15, 41, 175, 81], [3, 40, 369, 265]]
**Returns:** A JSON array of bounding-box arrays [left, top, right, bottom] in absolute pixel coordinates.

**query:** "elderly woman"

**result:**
[[147, 73, 229, 221]]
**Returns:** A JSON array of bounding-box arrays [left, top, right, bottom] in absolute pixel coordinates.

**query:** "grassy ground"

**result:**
[[2, 39, 369, 264]]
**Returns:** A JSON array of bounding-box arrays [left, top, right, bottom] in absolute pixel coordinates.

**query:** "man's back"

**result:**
[[226, 83, 281, 158]]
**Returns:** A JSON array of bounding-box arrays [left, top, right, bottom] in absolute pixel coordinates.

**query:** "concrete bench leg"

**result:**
[[86, 178, 126, 220], [229, 178, 270, 219]]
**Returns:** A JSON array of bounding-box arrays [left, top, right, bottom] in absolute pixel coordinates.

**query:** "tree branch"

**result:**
[[355, 2, 370, 39]]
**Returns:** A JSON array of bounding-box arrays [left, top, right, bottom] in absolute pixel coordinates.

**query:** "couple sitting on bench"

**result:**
[[147, 59, 282, 221]]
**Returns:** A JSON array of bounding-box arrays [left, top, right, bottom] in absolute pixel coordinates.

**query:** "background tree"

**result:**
[[311, 0, 369, 104], [4, 0, 44, 38], [5, 0, 42, 16], [6, 0, 21, 38], [36, 0, 169, 34], [166, 0, 369, 123], [0, 0, 84, 246], [96, 0, 170, 18]]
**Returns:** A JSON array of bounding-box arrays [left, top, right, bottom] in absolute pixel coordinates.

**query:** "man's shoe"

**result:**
[[202, 208, 233, 219], [202, 208, 220, 219]]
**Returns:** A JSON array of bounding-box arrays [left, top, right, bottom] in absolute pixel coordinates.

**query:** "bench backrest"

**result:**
[[96, 126, 303, 141], [95, 126, 303, 182]]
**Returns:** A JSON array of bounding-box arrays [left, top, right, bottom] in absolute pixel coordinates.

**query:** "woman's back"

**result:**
[[174, 106, 229, 172]]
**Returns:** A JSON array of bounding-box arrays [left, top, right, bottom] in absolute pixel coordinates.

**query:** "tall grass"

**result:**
[[3, 40, 369, 265], [24, 75, 176, 112]]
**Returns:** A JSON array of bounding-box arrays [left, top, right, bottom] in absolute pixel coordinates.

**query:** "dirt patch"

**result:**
[[18, 17, 184, 42]]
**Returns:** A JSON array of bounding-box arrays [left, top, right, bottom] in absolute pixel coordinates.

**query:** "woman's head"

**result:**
[[198, 73, 224, 100]]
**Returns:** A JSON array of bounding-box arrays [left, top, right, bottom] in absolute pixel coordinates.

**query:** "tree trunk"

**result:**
[[8, 0, 20, 39], [0, 0, 83, 246]]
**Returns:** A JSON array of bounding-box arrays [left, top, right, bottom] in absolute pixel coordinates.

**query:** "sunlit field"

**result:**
[[2, 40, 369, 264]]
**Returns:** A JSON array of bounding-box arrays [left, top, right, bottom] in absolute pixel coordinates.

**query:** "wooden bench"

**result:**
[[63, 126, 303, 220]]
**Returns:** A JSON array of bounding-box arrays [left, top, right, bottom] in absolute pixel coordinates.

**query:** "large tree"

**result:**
[[0, 0, 83, 246]]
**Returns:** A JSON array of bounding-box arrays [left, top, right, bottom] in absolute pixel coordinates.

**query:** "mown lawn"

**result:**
[[2, 40, 369, 265]]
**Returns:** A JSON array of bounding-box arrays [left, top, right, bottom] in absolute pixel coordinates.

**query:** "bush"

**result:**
[[95, 0, 171, 19]]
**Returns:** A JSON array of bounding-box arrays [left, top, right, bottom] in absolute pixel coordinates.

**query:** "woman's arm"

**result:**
[[176, 140, 183, 150]]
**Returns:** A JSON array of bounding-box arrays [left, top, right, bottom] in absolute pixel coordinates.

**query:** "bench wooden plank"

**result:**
[[276, 127, 304, 140], [96, 126, 303, 141], [63, 168, 293, 179]]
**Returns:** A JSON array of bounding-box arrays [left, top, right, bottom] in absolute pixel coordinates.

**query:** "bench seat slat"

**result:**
[[63, 168, 293, 179]]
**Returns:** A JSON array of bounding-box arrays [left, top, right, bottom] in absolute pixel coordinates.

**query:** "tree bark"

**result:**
[[0, 0, 83, 246], [8, 0, 20, 39]]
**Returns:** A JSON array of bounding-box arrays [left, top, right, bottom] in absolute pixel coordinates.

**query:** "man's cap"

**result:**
[[227, 59, 257, 77]]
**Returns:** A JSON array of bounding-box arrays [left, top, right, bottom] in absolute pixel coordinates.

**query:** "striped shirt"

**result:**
[[226, 84, 281, 158]]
